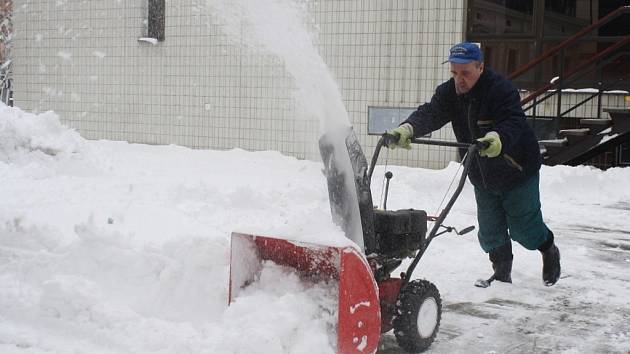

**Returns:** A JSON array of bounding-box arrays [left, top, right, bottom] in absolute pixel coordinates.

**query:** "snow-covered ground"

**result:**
[[2, 104, 630, 354]]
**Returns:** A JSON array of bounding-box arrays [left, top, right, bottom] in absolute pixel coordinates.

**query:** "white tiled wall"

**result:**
[[13, 0, 465, 168]]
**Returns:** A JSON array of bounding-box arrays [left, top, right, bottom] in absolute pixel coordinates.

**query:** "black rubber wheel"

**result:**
[[392, 279, 442, 353]]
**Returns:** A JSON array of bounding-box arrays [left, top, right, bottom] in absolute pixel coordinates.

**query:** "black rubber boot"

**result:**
[[489, 242, 513, 283], [538, 231, 561, 286]]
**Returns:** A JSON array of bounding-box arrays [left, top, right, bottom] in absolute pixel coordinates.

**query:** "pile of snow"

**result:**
[[2, 104, 630, 353], [0, 104, 85, 163], [542, 163, 630, 203]]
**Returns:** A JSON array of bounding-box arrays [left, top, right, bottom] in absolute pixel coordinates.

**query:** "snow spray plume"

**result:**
[[206, 0, 364, 247]]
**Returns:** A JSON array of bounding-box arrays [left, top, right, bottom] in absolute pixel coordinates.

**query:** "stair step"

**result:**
[[558, 128, 591, 145], [558, 128, 590, 136], [544, 146, 565, 156], [539, 138, 568, 147], [539, 138, 568, 156], [579, 118, 612, 134], [603, 107, 630, 115], [603, 108, 630, 126], [579, 118, 612, 125], [568, 134, 589, 145]]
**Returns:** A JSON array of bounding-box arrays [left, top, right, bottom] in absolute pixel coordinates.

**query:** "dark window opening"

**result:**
[[599, 0, 630, 36], [148, 0, 165, 41], [545, 0, 577, 17], [468, 0, 534, 35]]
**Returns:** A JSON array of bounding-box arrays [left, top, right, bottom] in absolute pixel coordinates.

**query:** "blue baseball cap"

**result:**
[[445, 42, 483, 64]]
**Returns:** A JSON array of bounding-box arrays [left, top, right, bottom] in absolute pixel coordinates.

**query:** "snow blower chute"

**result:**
[[229, 129, 486, 353]]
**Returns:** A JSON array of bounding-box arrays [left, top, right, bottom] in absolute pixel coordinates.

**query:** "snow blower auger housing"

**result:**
[[229, 129, 486, 354]]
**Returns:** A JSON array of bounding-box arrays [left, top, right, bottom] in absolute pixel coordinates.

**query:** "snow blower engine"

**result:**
[[229, 129, 486, 354]]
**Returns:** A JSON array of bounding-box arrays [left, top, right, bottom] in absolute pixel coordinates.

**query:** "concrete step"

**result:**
[[539, 138, 569, 147], [603, 107, 630, 116], [558, 128, 590, 136], [579, 118, 612, 125], [539, 138, 568, 156], [558, 128, 591, 145], [604, 108, 630, 126], [579, 118, 612, 134]]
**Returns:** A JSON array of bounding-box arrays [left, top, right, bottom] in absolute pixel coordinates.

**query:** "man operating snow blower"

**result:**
[[387, 42, 561, 287]]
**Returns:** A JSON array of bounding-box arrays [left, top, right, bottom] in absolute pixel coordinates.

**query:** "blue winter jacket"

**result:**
[[402, 67, 541, 192]]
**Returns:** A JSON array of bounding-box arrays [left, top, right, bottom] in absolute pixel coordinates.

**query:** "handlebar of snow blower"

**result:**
[[368, 133, 489, 181], [368, 132, 489, 286]]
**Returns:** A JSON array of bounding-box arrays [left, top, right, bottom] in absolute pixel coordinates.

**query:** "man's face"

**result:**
[[450, 61, 484, 95]]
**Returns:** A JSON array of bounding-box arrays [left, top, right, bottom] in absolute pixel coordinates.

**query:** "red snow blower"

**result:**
[[229, 129, 487, 353]]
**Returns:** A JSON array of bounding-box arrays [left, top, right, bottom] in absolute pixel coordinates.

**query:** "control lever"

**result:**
[[456, 225, 476, 235], [383, 171, 393, 210], [434, 224, 476, 237]]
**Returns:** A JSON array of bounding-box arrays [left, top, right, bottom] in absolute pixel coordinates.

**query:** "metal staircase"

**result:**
[[507, 6, 630, 168], [542, 108, 630, 166]]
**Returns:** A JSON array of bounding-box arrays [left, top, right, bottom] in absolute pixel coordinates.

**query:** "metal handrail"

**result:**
[[521, 35, 630, 106], [522, 51, 630, 113], [560, 74, 630, 118], [508, 6, 630, 82], [511, 6, 630, 133]]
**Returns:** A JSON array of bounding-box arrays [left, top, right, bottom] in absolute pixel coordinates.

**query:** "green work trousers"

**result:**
[[474, 172, 550, 253]]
